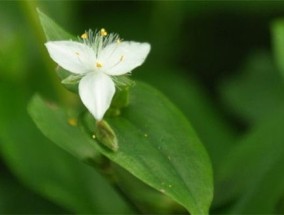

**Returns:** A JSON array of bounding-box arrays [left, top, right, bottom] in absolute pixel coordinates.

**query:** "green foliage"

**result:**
[[25, 10, 214, 214], [0, 171, 67, 213], [0, 83, 133, 214], [216, 109, 284, 213], [28, 82, 213, 214], [2, 1, 284, 214], [137, 68, 237, 168], [220, 52, 284, 125]]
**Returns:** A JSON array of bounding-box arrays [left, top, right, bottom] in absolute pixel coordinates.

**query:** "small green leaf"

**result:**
[[28, 81, 213, 215], [61, 74, 82, 85], [37, 8, 75, 41]]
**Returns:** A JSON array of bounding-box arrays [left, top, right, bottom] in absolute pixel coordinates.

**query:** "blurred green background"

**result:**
[[2, 1, 284, 213]]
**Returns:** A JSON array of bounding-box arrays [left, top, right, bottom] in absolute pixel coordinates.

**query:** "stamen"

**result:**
[[81, 32, 88, 39], [100, 28, 108, 36], [96, 61, 103, 68]]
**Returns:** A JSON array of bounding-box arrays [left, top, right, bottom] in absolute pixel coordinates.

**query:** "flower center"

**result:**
[[96, 61, 103, 68]]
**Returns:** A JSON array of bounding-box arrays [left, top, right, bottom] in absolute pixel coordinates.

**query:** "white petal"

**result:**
[[45, 41, 96, 74], [99, 41, 150, 76], [79, 72, 115, 121]]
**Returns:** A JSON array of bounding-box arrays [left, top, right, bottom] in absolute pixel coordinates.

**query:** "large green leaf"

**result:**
[[28, 81, 213, 214], [215, 109, 284, 213], [0, 82, 132, 214], [112, 164, 188, 214], [136, 67, 237, 169]]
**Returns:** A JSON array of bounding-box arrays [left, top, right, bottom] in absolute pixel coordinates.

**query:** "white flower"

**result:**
[[45, 29, 150, 121]]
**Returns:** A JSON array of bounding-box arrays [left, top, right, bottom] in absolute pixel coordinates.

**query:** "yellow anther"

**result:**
[[100, 28, 107, 36], [68, 118, 77, 126], [96, 61, 103, 68], [81, 32, 88, 39]]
